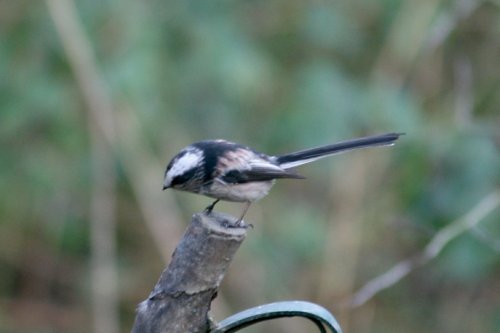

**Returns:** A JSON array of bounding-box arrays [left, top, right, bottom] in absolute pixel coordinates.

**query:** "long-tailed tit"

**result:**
[[163, 133, 402, 226]]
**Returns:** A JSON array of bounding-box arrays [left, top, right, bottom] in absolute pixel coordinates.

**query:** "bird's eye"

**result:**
[[171, 168, 197, 187]]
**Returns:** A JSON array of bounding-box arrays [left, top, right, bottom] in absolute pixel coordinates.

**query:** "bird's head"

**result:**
[[163, 146, 204, 191]]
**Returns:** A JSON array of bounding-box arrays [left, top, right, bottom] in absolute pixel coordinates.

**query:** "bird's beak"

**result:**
[[162, 185, 169, 191]]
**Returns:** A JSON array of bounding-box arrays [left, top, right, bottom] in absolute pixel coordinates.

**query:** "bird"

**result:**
[[163, 132, 402, 227]]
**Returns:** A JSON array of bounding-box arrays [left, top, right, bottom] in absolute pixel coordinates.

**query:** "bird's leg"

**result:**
[[235, 202, 252, 228], [204, 199, 220, 214]]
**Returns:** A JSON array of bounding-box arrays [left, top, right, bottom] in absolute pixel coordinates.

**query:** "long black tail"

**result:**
[[277, 132, 403, 169]]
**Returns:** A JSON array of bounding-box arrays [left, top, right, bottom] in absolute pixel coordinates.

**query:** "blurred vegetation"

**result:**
[[1, 0, 499, 332]]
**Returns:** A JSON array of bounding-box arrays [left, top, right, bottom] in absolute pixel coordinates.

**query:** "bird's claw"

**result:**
[[233, 219, 253, 229], [218, 218, 252, 229]]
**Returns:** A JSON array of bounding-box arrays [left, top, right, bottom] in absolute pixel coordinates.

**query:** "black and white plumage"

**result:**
[[163, 133, 402, 226]]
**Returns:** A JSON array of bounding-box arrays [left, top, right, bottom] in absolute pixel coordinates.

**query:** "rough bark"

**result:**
[[132, 212, 247, 333]]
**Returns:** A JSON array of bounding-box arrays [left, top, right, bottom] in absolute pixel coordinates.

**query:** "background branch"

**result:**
[[46, 0, 119, 332], [347, 190, 500, 308]]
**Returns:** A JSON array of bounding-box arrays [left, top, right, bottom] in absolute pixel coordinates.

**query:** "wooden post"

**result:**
[[131, 212, 247, 333]]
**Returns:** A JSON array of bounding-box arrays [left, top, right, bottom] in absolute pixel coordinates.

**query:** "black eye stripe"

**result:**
[[171, 167, 197, 186]]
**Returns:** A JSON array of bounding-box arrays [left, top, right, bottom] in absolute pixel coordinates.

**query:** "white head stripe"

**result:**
[[168, 149, 203, 178]]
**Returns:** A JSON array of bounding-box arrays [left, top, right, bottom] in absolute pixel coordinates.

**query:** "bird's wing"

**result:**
[[220, 160, 304, 184]]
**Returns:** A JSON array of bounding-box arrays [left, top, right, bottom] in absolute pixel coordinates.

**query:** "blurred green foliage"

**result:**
[[1, 0, 499, 333]]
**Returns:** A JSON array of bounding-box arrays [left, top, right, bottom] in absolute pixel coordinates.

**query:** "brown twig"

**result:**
[[347, 190, 500, 308], [46, 0, 119, 332]]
